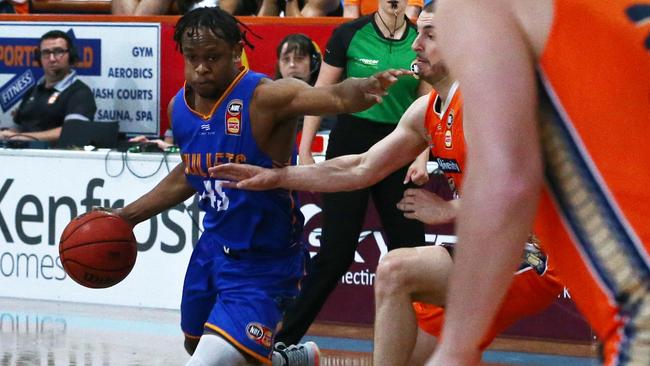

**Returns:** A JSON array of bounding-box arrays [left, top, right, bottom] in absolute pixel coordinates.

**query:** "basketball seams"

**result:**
[[61, 259, 136, 272], [59, 212, 132, 244], [60, 241, 137, 267], [59, 211, 107, 243], [58, 211, 137, 288], [59, 239, 138, 252]]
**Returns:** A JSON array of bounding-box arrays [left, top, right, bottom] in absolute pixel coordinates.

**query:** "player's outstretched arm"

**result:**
[[210, 94, 430, 192], [258, 69, 413, 121], [117, 163, 195, 226]]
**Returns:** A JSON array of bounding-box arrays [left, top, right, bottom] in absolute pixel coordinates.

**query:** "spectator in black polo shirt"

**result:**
[[0, 30, 96, 143]]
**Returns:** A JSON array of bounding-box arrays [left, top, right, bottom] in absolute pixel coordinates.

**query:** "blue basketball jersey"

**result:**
[[172, 68, 304, 252]]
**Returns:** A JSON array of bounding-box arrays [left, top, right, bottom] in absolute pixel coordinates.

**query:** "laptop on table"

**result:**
[[56, 120, 119, 149]]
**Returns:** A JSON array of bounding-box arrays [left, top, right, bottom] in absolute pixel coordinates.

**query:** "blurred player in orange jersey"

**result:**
[[209, 5, 564, 366], [429, 0, 650, 365], [344, 0, 424, 19]]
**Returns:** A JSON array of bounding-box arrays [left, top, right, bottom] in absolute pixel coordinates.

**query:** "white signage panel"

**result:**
[[0, 22, 161, 135], [0, 150, 195, 309]]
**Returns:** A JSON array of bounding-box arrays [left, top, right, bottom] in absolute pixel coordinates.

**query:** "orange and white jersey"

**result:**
[[535, 0, 650, 363], [415, 82, 563, 348], [424, 81, 464, 196], [344, 0, 424, 16]]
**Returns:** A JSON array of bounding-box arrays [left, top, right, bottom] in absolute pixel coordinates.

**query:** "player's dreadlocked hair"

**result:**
[[173, 7, 258, 52]]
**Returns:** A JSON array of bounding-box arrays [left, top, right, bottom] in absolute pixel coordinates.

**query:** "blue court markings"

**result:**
[[482, 350, 598, 366], [303, 335, 598, 366], [0, 310, 179, 336], [2, 308, 598, 365]]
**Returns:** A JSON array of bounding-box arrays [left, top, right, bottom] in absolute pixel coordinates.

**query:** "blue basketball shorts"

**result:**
[[180, 234, 307, 364]]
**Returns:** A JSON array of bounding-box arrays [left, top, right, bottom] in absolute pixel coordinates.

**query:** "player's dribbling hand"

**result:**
[[364, 69, 414, 103], [90, 206, 135, 227], [208, 163, 282, 191]]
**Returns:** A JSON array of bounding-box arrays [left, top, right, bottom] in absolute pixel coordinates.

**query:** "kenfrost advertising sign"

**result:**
[[0, 150, 193, 309], [0, 152, 457, 312], [0, 150, 593, 340], [0, 22, 160, 135]]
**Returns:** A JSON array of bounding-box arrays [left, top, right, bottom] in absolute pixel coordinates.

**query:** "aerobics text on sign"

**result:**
[[0, 22, 160, 135]]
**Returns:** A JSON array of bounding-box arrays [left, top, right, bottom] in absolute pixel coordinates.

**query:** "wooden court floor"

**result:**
[[0, 297, 599, 365]]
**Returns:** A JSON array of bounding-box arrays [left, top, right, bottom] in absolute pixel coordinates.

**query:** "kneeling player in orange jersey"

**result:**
[[209, 5, 563, 366]]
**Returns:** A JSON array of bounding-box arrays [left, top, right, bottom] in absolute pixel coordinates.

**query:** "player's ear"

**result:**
[[232, 41, 244, 63]]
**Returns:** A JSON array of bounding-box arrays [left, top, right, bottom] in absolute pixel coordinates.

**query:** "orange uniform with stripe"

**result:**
[[424, 82, 465, 197], [413, 84, 563, 348], [534, 0, 650, 364], [344, 0, 423, 16]]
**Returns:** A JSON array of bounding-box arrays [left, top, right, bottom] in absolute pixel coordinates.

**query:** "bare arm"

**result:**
[[428, 0, 543, 365], [256, 68, 410, 123], [164, 97, 175, 144], [298, 63, 344, 165], [342, 4, 359, 18], [117, 96, 192, 225], [1, 126, 62, 142], [118, 163, 195, 226], [257, 0, 280, 16], [218, 0, 240, 14], [112, 0, 173, 15], [405, 5, 421, 20], [111, 0, 137, 14], [301, 0, 341, 16], [210, 94, 431, 192]]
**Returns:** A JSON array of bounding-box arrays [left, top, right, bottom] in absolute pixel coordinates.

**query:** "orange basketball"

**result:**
[[59, 210, 137, 289]]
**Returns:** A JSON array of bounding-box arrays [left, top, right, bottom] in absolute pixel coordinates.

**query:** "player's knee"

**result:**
[[375, 249, 412, 297], [184, 335, 200, 355]]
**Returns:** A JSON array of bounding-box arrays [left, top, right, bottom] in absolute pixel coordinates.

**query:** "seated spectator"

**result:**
[[128, 128, 175, 151], [0, 0, 28, 13], [275, 33, 335, 131], [111, 0, 175, 15], [176, 0, 218, 14], [344, 0, 422, 19], [219, 0, 341, 16], [218, 0, 260, 15], [258, 0, 342, 16], [112, 0, 220, 15], [0, 30, 96, 143], [275, 33, 321, 85]]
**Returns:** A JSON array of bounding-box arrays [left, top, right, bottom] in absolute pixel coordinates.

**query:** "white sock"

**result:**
[[185, 333, 250, 366]]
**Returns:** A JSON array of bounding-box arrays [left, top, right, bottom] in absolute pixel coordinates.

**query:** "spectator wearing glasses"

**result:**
[[0, 30, 96, 143], [274, 33, 335, 132]]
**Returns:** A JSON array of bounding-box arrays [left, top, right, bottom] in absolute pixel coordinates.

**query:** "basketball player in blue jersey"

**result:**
[[114, 7, 408, 366]]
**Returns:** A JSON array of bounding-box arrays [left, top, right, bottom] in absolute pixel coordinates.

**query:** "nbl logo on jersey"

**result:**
[[225, 99, 243, 136], [246, 322, 273, 348]]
